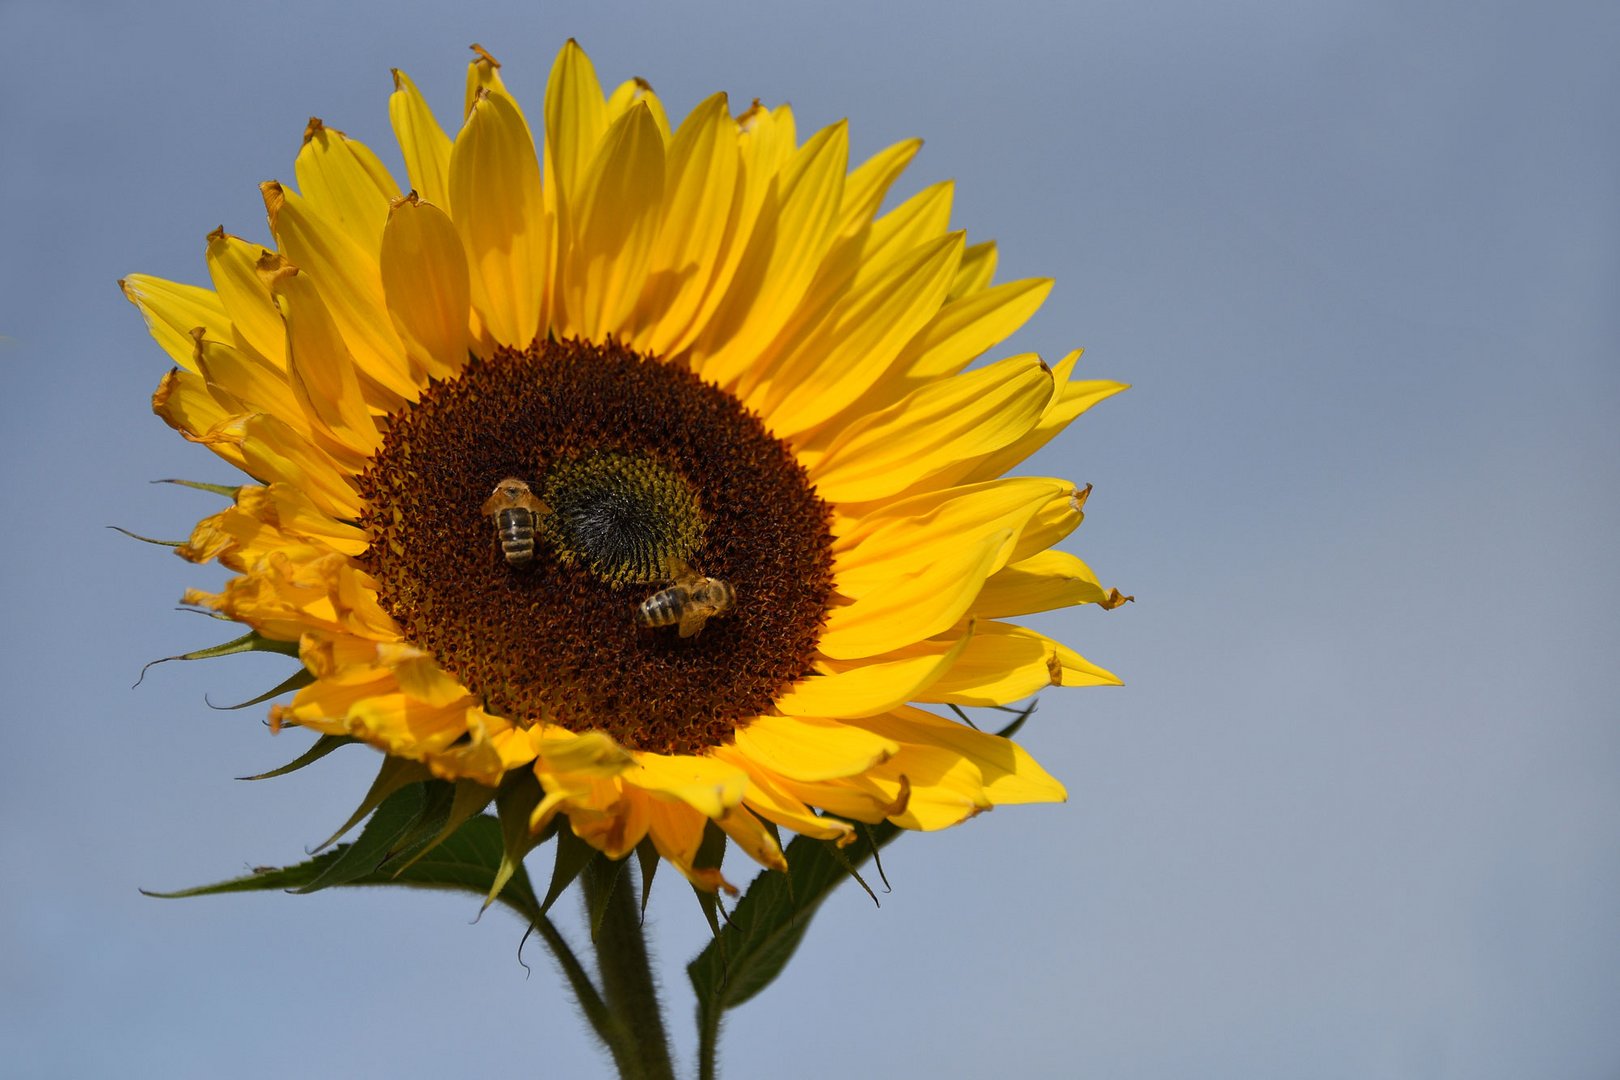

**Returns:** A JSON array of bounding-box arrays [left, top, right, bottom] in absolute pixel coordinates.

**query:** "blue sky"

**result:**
[[2, 1, 1617, 1076]]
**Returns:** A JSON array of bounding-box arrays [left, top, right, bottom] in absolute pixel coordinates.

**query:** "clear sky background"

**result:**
[[2, 1, 1616, 1077]]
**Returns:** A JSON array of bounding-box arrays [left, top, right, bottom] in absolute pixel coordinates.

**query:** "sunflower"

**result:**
[[124, 41, 1129, 893]]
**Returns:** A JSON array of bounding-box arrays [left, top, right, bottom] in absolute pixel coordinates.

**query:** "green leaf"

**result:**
[[687, 820, 902, 1018], [142, 813, 542, 923], [237, 734, 356, 781], [208, 668, 315, 712]]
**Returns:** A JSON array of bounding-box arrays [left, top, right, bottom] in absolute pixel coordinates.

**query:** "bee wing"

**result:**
[[517, 492, 550, 514], [677, 605, 708, 638], [480, 492, 507, 516]]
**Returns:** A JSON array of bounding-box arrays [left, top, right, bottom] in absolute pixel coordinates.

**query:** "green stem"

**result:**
[[583, 856, 676, 1080], [697, 1000, 723, 1080]]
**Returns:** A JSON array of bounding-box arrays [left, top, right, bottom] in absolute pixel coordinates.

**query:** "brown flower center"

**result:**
[[357, 338, 835, 755]]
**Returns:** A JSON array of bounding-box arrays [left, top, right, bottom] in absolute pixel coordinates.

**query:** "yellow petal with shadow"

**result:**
[[834, 137, 922, 239], [780, 625, 973, 718], [389, 68, 453, 210], [730, 714, 899, 783], [716, 805, 789, 872], [449, 88, 548, 347], [807, 354, 1052, 505], [697, 120, 849, 388], [120, 274, 231, 372], [973, 549, 1132, 618], [295, 118, 399, 254], [261, 182, 416, 407], [847, 705, 1069, 808], [834, 477, 1078, 597], [625, 93, 739, 356], [756, 231, 964, 438], [205, 229, 287, 368], [268, 268, 381, 460], [563, 103, 665, 340], [818, 527, 1011, 660], [623, 751, 749, 819], [380, 194, 471, 381], [240, 412, 364, 519]]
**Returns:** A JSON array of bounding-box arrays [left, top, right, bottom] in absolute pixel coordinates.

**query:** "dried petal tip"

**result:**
[[469, 43, 500, 67]]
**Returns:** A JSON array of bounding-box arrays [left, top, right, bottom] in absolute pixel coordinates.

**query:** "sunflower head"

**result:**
[[125, 40, 1130, 892]]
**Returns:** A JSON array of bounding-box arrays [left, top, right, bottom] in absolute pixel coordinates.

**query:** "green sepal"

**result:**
[[209, 668, 315, 712], [312, 755, 432, 853], [541, 824, 598, 918], [237, 734, 356, 781], [689, 821, 729, 943], [291, 782, 443, 894], [107, 525, 183, 547], [134, 630, 301, 687], [993, 699, 1037, 740], [142, 812, 543, 924], [392, 779, 498, 874], [486, 769, 547, 911], [153, 478, 241, 498], [687, 819, 902, 1017], [634, 836, 660, 921], [585, 853, 627, 943]]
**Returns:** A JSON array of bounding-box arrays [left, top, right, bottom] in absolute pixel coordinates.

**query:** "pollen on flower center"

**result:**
[[357, 338, 835, 755]]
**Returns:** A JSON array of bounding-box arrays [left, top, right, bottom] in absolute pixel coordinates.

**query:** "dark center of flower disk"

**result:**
[[358, 338, 835, 755]]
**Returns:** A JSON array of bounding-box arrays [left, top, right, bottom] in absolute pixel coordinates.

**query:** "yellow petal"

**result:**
[[151, 368, 244, 466], [893, 277, 1053, 384], [644, 797, 734, 893], [192, 332, 305, 435], [535, 728, 635, 776], [779, 623, 972, 718], [808, 354, 1053, 505], [623, 752, 748, 819], [710, 747, 856, 842], [389, 68, 453, 210], [295, 118, 400, 255], [948, 240, 997, 301], [543, 38, 609, 233], [848, 180, 955, 292], [449, 88, 548, 347], [818, 528, 1011, 659], [697, 120, 850, 387], [606, 77, 672, 142], [716, 805, 788, 872], [753, 232, 965, 437], [240, 412, 364, 519], [885, 620, 1118, 706], [379, 194, 471, 381], [562, 103, 665, 340], [120, 274, 230, 372], [731, 715, 899, 783], [848, 705, 1068, 807], [974, 549, 1133, 618], [835, 138, 922, 239], [953, 349, 1130, 486], [260, 182, 416, 407], [834, 478, 1077, 597], [205, 229, 287, 368]]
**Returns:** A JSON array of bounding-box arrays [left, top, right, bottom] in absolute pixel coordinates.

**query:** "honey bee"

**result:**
[[637, 560, 735, 638], [481, 478, 549, 566]]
